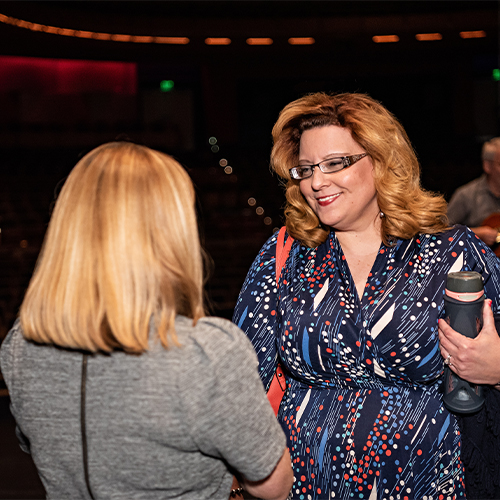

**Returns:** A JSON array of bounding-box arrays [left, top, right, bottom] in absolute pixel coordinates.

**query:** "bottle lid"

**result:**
[[446, 271, 484, 293]]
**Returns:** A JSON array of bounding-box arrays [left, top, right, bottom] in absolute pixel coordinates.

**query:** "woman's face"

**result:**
[[298, 125, 379, 233]]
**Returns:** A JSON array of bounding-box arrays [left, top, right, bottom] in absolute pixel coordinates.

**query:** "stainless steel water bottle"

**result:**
[[443, 271, 485, 413]]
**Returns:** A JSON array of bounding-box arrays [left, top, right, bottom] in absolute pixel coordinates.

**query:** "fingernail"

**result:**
[[489, 299, 493, 307]]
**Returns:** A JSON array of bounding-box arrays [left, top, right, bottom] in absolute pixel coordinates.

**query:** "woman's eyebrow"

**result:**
[[298, 153, 348, 163]]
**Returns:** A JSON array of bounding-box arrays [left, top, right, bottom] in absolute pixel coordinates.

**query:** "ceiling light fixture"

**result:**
[[246, 38, 273, 45], [288, 37, 315, 45], [372, 35, 400, 43], [205, 38, 231, 45], [459, 30, 486, 39], [0, 13, 190, 44], [415, 33, 442, 41]]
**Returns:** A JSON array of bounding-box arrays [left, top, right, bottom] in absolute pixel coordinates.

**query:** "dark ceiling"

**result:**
[[0, 0, 498, 168], [105, 0, 496, 18], [0, 1, 498, 63], [2, 1, 497, 20]]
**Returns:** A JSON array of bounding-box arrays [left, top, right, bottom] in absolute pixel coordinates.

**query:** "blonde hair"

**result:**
[[271, 92, 448, 248], [20, 142, 205, 353]]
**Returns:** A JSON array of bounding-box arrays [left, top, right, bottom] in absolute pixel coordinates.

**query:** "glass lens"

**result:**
[[293, 166, 312, 179], [322, 158, 344, 172]]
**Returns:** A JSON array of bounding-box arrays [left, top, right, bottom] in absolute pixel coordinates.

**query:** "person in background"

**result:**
[[0, 142, 293, 500], [233, 92, 500, 499], [448, 137, 500, 248]]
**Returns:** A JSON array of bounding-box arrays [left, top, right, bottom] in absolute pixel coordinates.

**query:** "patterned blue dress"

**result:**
[[233, 225, 500, 500]]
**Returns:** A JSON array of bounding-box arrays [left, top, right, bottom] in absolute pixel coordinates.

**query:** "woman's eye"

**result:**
[[325, 159, 343, 169]]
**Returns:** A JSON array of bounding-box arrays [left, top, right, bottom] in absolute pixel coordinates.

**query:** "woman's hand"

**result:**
[[438, 299, 500, 386]]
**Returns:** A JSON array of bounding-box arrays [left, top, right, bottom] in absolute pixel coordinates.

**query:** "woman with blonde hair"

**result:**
[[233, 92, 500, 499], [1, 142, 293, 500]]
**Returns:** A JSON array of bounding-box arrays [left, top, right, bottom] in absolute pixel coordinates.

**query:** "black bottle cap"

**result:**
[[446, 271, 484, 293]]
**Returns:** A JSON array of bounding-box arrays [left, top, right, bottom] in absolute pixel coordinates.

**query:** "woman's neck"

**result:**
[[334, 217, 383, 256], [334, 218, 383, 300]]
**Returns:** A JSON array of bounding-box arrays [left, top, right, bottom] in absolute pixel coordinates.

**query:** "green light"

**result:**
[[160, 80, 174, 92], [493, 69, 500, 82]]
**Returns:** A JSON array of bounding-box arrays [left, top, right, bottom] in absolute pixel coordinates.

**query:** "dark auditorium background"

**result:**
[[0, 1, 498, 497]]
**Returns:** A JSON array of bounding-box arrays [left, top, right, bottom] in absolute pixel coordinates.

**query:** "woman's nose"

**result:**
[[310, 166, 330, 190]]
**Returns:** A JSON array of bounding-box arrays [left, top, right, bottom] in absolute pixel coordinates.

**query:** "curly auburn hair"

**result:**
[[270, 92, 448, 248]]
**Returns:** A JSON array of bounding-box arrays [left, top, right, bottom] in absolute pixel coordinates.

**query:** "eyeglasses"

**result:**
[[289, 153, 368, 180]]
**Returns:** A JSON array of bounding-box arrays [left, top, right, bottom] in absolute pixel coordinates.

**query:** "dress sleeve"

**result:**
[[463, 227, 500, 314], [455, 227, 500, 497], [177, 318, 287, 482], [232, 232, 281, 390]]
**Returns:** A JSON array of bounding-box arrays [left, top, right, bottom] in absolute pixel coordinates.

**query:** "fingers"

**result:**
[[439, 299, 494, 347], [438, 316, 470, 374], [438, 298, 500, 384], [438, 320, 451, 360], [438, 341, 460, 375], [438, 318, 462, 350], [438, 324, 450, 355], [481, 298, 495, 333], [438, 321, 459, 374]]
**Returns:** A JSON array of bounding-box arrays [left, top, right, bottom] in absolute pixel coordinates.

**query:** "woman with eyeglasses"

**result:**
[[233, 92, 500, 499], [0, 142, 293, 500]]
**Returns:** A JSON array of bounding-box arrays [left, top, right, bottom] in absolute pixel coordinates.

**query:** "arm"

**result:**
[[470, 226, 499, 247], [232, 233, 281, 390], [438, 299, 500, 387], [231, 447, 293, 500], [242, 447, 293, 500], [0, 322, 32, 453], [438, 228, 500, 387], [179, 319, 292, 496]]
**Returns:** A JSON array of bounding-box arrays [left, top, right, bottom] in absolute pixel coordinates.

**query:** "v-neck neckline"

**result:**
[[329, 231, 387, 306]]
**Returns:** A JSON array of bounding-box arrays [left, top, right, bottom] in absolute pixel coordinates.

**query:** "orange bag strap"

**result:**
[[267, 227, 294, 416], [267, 364, 286, 415], [275, 226, 294, 284]]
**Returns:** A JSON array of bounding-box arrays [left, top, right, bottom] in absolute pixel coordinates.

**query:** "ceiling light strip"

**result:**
[[246, 38, 273, 45], [372, 35, 399, 43], [205, 38, 232, 45], [415, 33, 443, 41], [0, 13, 487, 47], [460, 30, 486, 39], [0, 13, 190, 44], [288, 37, 315, 45]]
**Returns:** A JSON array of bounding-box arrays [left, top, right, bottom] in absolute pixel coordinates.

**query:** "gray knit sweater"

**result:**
[[0, 316, 286, 499]]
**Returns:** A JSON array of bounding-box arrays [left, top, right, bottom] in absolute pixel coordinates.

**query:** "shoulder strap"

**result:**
[[268, 227, 294, 414], [275, 226, 294, 283]]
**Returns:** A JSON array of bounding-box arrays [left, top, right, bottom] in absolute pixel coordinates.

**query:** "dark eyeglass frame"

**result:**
[[289, 153, 368, 180]]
